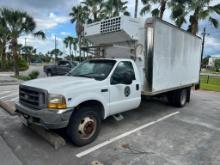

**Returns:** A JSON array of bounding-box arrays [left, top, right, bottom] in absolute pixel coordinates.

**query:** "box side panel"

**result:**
[[152, 20, 202, 92]]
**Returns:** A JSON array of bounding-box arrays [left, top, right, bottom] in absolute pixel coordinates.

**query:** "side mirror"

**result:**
[[111, 72, 133, 85], [122, 72, 133, 85]]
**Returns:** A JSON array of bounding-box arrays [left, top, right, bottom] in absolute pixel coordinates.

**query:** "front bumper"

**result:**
[[15, 102, 73, 129]]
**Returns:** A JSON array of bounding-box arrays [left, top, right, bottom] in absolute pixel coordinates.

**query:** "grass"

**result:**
[[200, 75, 220, 92]]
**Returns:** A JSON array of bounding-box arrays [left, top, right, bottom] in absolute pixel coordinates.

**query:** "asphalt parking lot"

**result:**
[[0, 89, 220, 165]]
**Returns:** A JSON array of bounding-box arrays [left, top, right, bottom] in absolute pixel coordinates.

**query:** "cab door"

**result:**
[[109, 61, 141, 115]]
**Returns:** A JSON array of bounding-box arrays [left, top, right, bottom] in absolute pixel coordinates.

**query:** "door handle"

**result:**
[[136, 84, 139, 91], [101, 89, 108, 92]]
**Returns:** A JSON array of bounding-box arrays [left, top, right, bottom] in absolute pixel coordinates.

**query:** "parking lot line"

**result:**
[[10, 97, 19, 101], [0, 93, 18, 100], [76, 111, 180, 158], [0, 90, 18, 94]]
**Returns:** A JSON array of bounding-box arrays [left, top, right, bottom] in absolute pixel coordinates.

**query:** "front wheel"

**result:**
[[67, 107, 101, 146]]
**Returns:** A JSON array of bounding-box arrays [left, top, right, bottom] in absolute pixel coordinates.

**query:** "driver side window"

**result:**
[[111, 61, 135, 84]]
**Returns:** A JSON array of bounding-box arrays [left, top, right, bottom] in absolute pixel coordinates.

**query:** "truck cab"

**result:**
[[16, 58, 141, 146]]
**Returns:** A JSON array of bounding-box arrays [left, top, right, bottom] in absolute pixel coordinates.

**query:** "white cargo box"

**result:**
[[84, 16, 202, 95], [143, 18, 202, 94]]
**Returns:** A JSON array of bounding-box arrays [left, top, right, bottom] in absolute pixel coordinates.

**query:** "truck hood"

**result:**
[[22, 76, 98, 93]]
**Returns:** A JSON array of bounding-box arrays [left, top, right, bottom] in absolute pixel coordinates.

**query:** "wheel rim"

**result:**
[[180, 90, 187, 105], [78, 116, 97, 139]]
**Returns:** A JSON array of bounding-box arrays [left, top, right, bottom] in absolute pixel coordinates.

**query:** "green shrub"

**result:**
[[18, 58, 29, 71], [17, 75, 31, 81], [29, 71, 39, 79], [0, 58, 29, 71], [17, 71, 39, 81]]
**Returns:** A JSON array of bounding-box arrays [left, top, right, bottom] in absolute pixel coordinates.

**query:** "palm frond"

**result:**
[[209, 17, 218, 28], [34, 30, 46, 39], [151, 8, 160, 17], [140, 5, 151, 16]]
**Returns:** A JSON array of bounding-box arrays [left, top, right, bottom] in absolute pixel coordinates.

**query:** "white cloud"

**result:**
[[18, 34, 65, 54], [60, 32, 71, 36], [206, 36, 220, 47], [35, 12, 69, 30]]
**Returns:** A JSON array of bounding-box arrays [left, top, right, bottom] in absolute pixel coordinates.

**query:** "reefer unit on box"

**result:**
[[84, 16, 202, 96]]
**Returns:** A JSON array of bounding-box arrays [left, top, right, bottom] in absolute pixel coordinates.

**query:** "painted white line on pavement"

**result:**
[[9, 97, 19, 101], [0, 93, 18, 100], [76, 111, 180, 158], [0, 89, 18, 94], [0, 91, 12, 95]]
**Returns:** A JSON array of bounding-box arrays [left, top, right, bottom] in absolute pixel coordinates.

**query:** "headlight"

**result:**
[[48, 94, 67, 109]]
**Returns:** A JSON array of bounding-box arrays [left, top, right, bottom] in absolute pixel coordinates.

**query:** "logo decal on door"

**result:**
[[124, 86, 130, 97]]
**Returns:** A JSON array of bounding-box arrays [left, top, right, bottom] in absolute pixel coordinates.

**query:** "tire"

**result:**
[[47, 70, 53, 77], [173, 89, 188, 107], [167, 88, 188, 107], [67, 106, 101, 146]]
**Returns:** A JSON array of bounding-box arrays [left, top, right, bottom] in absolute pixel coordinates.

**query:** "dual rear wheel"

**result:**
[[167, 88, 190, 107]]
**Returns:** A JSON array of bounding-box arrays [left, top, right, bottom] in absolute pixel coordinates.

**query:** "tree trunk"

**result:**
[[79, 35, 82, 61], [1, 41, 7, 69], [12, 38, 19, 77], [190, 8, 199, 35], [191, 23, 198, 35], [160, 0, 166, 19]]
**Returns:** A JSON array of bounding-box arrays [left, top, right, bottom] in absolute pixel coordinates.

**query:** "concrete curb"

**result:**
[[0, 100, 16, 115], [28, 124, 66, 150]]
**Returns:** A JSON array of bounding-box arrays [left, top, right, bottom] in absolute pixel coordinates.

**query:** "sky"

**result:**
[[0, 0, 220, 57]]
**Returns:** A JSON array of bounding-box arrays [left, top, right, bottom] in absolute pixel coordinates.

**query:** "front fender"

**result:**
[[66, 92, 109, 118]]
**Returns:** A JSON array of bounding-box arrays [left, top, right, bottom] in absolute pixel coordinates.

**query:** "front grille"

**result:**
[[19, 85, 48, 109]]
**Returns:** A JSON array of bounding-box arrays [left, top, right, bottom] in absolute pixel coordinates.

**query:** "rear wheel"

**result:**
[[47, 70, 53, 77], [67, 106, 101, 146], [167, 88, 189, 107]]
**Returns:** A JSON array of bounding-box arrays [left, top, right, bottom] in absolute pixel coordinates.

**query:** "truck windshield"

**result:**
[[68, 60, 116, 80]]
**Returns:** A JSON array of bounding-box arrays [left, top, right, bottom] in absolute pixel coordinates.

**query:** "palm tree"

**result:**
[[104, 0, 130, 17], [21, 46, 36, 63], [64, 36, 78, 61], [82, 0, 105, 23], [50, 48, 63, 61], [69, 5, 88, 61], [172, 0, 220, 35], [72, 37, 78, 58], [140, 0, 169, 19], [0, 16, 10, 69], [169, 0, 188, 28], [0, 8, 45, 76]]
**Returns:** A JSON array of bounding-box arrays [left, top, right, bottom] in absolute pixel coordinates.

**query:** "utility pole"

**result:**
[[24, 38, 27, 47], [55, 35, 57, 63], [195, 27, 209, 90], [134, 0, 138, 18], [24, 38, 28, 63], [200, 27, 209, 68]]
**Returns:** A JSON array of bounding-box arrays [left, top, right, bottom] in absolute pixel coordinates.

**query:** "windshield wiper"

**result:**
[[75, 73, 96, 78]]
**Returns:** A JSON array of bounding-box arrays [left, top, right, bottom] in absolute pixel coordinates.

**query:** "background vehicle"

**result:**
[[43, 60, 78, 76], [16, 16, 202, 146]]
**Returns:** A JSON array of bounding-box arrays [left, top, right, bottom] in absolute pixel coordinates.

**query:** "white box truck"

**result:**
[[16, 16, 202, 146]]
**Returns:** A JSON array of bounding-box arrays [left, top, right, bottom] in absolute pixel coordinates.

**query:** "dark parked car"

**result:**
[[43, 60, 78, 76]]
